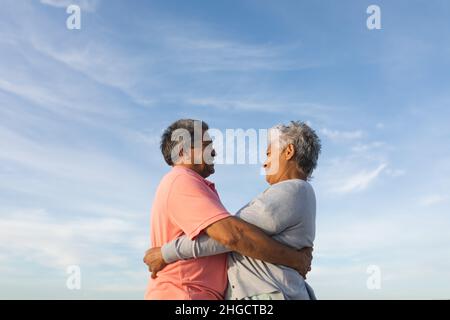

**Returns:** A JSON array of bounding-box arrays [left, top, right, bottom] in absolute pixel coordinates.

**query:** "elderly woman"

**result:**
[[148, 121, 321, 300]]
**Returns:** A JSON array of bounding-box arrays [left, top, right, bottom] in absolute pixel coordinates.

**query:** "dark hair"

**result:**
[[160, 119, 209, 166]]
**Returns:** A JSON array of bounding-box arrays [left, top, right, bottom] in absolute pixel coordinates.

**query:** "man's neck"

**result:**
[[174, 164, 205, 178]]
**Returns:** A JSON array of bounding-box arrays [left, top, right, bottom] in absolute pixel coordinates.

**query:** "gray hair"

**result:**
[[270, 121, 322, 178], [160, 119, 209, 166]]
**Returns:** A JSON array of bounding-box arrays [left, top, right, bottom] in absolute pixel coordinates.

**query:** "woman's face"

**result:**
[[263, 143, 287, 185]]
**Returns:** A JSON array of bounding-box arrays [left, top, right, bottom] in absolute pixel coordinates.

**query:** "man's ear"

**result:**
[[178, 147, 192, 164], [285, 144, 296, 161], [177, 147, 186, 164]]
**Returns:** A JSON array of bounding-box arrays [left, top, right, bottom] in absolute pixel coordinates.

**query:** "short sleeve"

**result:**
[[237, 181, 303, 235], [167, 174, 230, 240]]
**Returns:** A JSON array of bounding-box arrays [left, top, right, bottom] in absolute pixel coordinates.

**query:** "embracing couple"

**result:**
[[143, 119, 321, 300]]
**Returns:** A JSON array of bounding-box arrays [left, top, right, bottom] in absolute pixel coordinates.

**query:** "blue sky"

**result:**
[[1, 0, 449, 299]]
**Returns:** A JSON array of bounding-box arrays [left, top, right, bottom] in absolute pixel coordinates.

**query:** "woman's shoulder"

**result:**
[[269, 179, 313, 193]]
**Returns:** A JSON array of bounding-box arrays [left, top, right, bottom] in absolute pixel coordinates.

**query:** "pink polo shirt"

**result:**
[[145, 166, 230, 300]]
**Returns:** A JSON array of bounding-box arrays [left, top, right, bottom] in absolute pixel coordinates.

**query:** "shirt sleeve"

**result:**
[[237, 182, 303, 235], [167, 173, 230, 240], [161, 234, 231, 263]]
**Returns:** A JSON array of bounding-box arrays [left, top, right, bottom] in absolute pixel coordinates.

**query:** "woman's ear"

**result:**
[[285, 143, 295, 161]]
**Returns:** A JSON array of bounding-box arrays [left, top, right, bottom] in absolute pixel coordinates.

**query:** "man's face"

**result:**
[[189, 130, 216, 178]]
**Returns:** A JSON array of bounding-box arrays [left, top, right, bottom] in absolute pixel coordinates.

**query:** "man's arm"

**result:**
[[161, 182, 311, 264], [144, 228, 231, 279], [144, 175, 312, 277], [205, 216, 311, 275], [145, 216, 311, 278]]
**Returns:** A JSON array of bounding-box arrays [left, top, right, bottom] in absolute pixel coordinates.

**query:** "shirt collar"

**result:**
[[172, 166, 215, 187]]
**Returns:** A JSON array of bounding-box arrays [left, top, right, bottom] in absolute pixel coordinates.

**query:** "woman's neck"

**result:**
[[278, 165, 307, 183]]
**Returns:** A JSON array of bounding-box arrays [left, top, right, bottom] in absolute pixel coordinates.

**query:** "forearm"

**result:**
[[161, 233, 231, 263], [206, 217, 300, 269]]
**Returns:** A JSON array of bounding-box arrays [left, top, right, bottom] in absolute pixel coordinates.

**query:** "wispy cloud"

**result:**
[[0, 208, 139, 269], [29, 39, 145, 102], [164, 37, 316, 72], [0, 126, 146, 188], [187, 97, 333, 119], [311, 208, 450, 299], [419, 194, 449, 206], [329, 163, 387, 194], [385, 168, 406, 177], [2, 0, 450, 300], [320, 128, 364, 142], [351, 142, 385, 153], [40, 0, 100, 12]]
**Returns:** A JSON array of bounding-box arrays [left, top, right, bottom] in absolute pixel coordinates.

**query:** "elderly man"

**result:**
[[145, 120, 321, 300], [144, 119, 313, 300]]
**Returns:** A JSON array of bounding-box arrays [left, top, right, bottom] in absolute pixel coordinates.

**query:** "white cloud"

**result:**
[[0, 79, 65, 112], [0, 58, 130, 122], [93, 284, 145, 293], [310, 210, 450, 299], [187, 97, 332, 118], [40, 0, 100, 12], [331, 163, 387, 194], [2, 0, 328, 116], [0, 126, 146, 189], [320, 128, 364, 142], [419, 194, 449, 206], [165, 37, 316, 72], [0, 208, 140, 269], [351, 142, 385, 153], [30, 40, 141, 96], [385, 168, 406, 177]]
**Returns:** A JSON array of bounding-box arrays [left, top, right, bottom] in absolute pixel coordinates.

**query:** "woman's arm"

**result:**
[[161, 232, 231, 263]]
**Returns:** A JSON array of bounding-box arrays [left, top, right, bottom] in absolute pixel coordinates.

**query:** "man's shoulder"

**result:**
[[160, 168, 205, 193]]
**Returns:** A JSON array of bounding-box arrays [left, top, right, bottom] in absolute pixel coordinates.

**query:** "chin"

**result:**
[[203, 165, 214, 177]]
